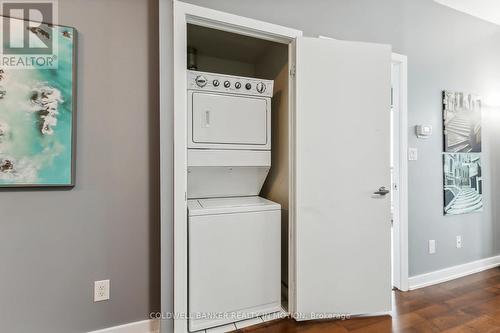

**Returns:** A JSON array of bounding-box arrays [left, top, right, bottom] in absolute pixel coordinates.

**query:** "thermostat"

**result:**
[[415, 125, 432, 139]]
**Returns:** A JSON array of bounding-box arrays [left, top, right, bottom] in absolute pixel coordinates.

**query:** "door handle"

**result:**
[[374, 186, 390, 195]]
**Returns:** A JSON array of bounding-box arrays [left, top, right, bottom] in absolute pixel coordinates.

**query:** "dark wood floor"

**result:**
[[240, 267, 500, 333]]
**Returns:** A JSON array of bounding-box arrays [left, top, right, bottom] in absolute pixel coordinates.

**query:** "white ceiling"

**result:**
[[435, 0, 500, 26]]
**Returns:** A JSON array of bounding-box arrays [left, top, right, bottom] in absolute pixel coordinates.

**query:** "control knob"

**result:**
[[195, 75, 207, 87], [235, 82, 241, 89], [245, 83, 252, 90], [212, 79, 220, 87], [256, 82, 266, 93], [223, 80, 231, 88]]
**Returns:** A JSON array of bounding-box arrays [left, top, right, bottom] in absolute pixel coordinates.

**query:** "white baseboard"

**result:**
[[408, 255, 500, 290], [87, 319, 159, 333]]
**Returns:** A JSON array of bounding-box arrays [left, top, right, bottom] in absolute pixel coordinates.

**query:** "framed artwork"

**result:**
[[443, 91, 481, 153], [0, 17, 76, 187], [443, 153, 483, 215]]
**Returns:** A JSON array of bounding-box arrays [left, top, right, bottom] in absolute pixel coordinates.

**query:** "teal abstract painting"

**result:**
[[0, 18, 76, 187]]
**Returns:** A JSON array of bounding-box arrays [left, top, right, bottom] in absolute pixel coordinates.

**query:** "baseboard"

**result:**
[[408, 255, 500, 290], [87, 319, 159, 333]]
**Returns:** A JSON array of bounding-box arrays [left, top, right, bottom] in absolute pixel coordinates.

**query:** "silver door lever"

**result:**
[[374, 186, 390, 195]]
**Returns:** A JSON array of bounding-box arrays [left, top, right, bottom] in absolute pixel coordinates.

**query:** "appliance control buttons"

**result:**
[[212, 79, 220, 87], [224, 80, 231, 88], [256, 82, 266, 93], [245, 83, 252, 90], [195, 75, 207, 87], [235, 82, 241, 89]]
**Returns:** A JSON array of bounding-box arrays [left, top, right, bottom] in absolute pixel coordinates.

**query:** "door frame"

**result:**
[[391, 53, 409, 292], [167, 2, 302, 332]]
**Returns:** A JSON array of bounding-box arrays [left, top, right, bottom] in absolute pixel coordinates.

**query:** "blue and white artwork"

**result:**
[[443, 153, 483, 215], [0, 21, 76, 187]]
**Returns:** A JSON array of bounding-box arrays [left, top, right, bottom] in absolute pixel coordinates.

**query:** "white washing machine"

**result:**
[[188, 196, 281, 331], [186, 71, 281, 331]]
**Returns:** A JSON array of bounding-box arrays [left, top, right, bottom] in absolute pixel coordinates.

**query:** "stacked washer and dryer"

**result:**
[[187, 70, 282, 331]]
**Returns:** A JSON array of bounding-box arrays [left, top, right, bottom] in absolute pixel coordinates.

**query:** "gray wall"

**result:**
[[0, 0, 160, 332], [178, 0, 500, 276]]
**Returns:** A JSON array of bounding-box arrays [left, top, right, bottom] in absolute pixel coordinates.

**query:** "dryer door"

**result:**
[[189, 92, 270, 150]]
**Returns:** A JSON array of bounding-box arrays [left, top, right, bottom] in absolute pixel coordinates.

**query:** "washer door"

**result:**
[[189, 92, 270, 149]]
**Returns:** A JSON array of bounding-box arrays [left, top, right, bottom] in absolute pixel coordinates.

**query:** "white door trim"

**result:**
[[159, 1, 174, 333], [168, 2, 302, 333], [391, 52, 409, 292]]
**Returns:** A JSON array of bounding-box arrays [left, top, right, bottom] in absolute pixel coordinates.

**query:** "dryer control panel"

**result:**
[[187, 70, 274, 98]]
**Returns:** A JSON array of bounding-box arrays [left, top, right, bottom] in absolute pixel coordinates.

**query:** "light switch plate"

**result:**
[[429, 240, 436, 254], [408, 148, 418, 161]]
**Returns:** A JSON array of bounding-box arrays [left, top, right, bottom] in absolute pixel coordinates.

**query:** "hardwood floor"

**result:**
[[239, 267, 500, 333]]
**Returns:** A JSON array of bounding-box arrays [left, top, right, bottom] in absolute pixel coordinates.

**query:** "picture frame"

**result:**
[[0, 15, 77, 188], [443, 90, 481, 153], [443, 153, 483, 215]]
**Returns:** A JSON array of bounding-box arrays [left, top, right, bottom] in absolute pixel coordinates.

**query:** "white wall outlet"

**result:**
[[408, 148, 418, 161], [456, 235, 463, 249], [94, 280, 110, 302], [428, 240, 436, 254]]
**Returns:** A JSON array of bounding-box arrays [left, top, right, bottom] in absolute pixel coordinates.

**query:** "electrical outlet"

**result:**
[[94, 280, 110, 302], [428, 240, 436, 254], [408, 148, 418, 161], [456, 235, 463, 249]]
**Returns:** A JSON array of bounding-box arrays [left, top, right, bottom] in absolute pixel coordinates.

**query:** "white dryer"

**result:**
[[187, 70, 274, 199], [187, 70, 273, 151]]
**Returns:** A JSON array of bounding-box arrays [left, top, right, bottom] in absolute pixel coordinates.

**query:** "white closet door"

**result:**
[[294, 37, 392, 318]]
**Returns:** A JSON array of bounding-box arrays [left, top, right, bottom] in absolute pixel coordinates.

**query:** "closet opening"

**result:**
[[185, 23, 292, 332]]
